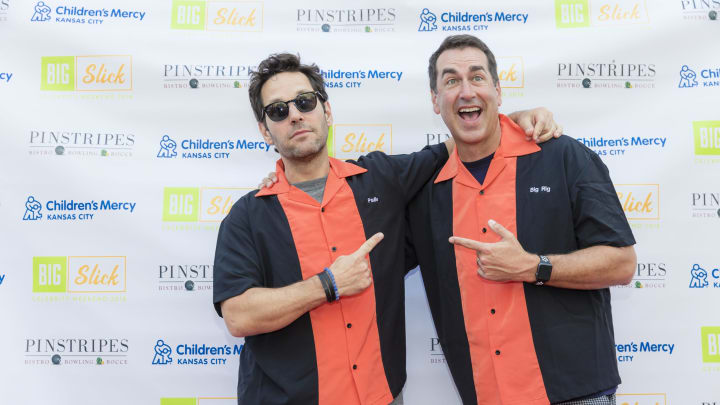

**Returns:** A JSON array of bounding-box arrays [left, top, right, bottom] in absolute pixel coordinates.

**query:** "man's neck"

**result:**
[[456, 122, 502, 162], [282, 152, 331, 184]]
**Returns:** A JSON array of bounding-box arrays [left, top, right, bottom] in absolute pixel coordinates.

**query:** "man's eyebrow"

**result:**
[[266, 89, 313, 104], [440, 67, 458, 77], [440, 66, 486, 77]]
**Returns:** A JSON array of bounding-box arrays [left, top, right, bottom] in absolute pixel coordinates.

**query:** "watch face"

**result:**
[[536, 256, 552, 284], [537, 264, 551, 279]]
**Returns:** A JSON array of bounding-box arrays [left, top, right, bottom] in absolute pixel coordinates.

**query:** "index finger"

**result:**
[[352, 232, 384, 258], [532, 117, 547, 142], [448, 236, 489, 252]]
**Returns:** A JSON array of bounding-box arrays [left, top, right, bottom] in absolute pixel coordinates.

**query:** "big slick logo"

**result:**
[[680, 0, 720, 21], [157, 135, 270, 159], [694, 121, 720, 163], [0, 0, 9, 22], [556, 60, 656, 89], [152, 339, 243, 366], [28, 130, 135, 158], [32, 256, 127, 302], [497, 56, 525, 98], [615, 340, 675, 363], [679, 65, 720, 88], [614, 262, 667, 289], [24, 337, 129, 366], [615, 184, 660, 228], [321, 68, 403, 90], [616, 393, 667, 405], [418, 7, 528, 32], [555, 0, 650, 28], [691, 192, 720, 219], [170, 0, 262, 32], [575, 135, 667, 158], [296, 7, 396, 33], [689, 264, 720, 289], [158, 264, 212, 292], [41, 55, 132, 92], [702, 327, 720, 366], [22, 195, 136, 221], [163, 63, 255, 89], [30, 1, 146, 25], [162, 187, 250, 231], [328, 124, 391, 160]]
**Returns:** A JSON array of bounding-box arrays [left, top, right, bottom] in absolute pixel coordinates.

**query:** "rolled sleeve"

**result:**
[[213, 197, 264, 317], [569, 146, 636, 249]]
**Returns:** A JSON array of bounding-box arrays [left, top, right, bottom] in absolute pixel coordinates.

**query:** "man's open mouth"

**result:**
[[458, 106, 482, 121]]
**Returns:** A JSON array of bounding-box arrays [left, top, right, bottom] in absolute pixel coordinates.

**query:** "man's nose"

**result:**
[[459, 80, 475, 99], [287, 102, 304, 123]]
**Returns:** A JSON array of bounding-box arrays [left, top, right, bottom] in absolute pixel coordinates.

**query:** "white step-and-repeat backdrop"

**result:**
[[1, 1, 719, 404]]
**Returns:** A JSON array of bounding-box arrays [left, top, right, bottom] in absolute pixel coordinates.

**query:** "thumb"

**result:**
[[488, 219, 515, 240], [352, 232, 384, 258]]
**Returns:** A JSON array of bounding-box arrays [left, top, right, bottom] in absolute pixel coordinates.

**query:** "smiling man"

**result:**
[[407, 35, 637, 405], [213, 52, 561, 405]]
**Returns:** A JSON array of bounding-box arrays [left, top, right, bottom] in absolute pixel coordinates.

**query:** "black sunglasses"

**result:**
[[262, 91, 325, 122]]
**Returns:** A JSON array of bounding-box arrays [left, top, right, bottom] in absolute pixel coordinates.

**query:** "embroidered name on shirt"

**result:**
[[368, 197, 379, 203], [529, 186, 551, 193]]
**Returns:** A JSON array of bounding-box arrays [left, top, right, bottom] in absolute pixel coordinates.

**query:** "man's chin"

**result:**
[[287, 143, 327, 161]]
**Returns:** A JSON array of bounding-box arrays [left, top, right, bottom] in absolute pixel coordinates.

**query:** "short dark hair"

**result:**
[[248, 53, 328, 122], [428, 35, 499, 92]]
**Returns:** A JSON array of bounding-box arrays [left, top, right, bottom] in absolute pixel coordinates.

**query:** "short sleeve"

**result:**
[[568, 144, 636, 249], [213, 196, 264, 317], [354, 143, 449, 204]]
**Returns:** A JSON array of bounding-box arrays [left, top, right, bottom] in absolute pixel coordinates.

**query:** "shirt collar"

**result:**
[[255, 157, 367, 197], [435, 114, 541, 184]]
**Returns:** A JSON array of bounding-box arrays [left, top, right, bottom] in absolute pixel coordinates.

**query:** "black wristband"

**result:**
[[317, 272, 335, 303], [325, 271, 337, 302]]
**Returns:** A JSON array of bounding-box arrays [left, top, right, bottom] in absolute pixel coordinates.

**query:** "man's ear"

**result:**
[[323, 101, 333, 127], [258, 121, 273, 146], [431, 90, 440, 115], [495, 80, 502, 108]]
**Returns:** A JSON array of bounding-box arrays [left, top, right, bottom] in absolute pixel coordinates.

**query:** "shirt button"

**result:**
[[482, 228, 487, 233], [490, 309, 496, 314], [495, 350, 501, 355], [331, 247, 337, 252], [480, 190, 484, 195], [321, 207, 325, 212], [347, 323, 352, 328], [352, 364, 357, 370]]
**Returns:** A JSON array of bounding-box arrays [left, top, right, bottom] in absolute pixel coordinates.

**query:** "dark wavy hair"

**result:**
[[428, 35, 499, 92], [248, 53, 328, 123]]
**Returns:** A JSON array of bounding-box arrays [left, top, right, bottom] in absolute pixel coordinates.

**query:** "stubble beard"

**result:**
[[274, 127, 327, 162]]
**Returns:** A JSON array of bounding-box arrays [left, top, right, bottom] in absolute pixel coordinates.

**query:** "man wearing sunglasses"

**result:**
[[213, 52, 560, 405]]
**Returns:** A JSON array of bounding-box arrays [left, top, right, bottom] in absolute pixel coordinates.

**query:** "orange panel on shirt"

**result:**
[[439, 116, 549, 405], [263, 158, 393, 405]]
